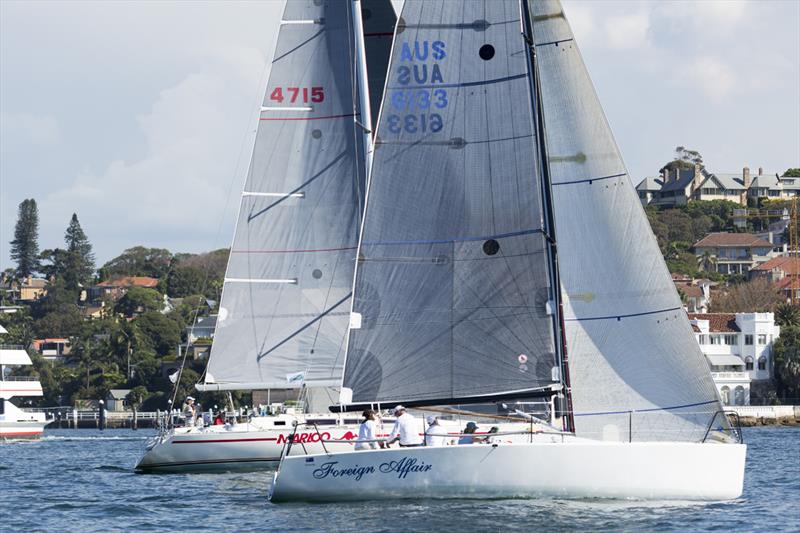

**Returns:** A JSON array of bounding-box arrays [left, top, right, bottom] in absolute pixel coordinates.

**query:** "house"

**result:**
[[751, 256, 800, 301], [105, 389, 132, 412], [636, 165, 793, 207], [186, 315, 217, 344], [9, 276, 49, 302], [90, 276, 159, 301], [688, 312, 779, 406], [674, 281, 710, 313], [32, 338, 71, 362], [693, 232, 776, 276]]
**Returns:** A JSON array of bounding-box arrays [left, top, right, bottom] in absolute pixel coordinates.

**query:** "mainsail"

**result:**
[[530, 0, 724, 441], [200, 0, 368, 391], [342, 0, 559, 405]]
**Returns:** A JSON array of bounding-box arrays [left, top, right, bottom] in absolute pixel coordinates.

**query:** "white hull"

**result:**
[[136, 415, 530, 473], [0, 419, 47, 440], [269, 438, 747, 502]]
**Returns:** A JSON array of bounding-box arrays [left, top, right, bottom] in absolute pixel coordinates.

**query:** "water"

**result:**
[[1, 427, 798, 532]]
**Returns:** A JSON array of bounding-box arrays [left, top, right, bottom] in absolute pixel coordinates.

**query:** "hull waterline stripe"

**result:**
[[564, 306, 682, 322], [363, 228, 542, 247], [259, 113, 358, 122], [389, 73, 526, 91], [574, 399, 719, 417], [553, 173, 626, 186], [230, 246, 357, 254], [137, 457, 281, 470]]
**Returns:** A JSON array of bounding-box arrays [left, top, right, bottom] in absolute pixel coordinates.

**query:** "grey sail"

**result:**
[[343, 0, 558, 405], [201, 0, 367, 390], [530, 0, 724, 441]]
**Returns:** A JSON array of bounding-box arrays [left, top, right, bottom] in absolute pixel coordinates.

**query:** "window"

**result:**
[[734, 386, 746, 406], [710, 335, 722, 345], [745, 357, 754, 371], [758, 356, 767, 371], [745, 334, 753, 346], [724, 334, 738, 345], [758, 334, 767, 345], [698, 335, 708, 345], [720, 386, 730, 406]]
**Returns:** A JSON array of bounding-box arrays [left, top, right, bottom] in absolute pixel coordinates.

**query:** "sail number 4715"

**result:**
[[270, 87, 325, 104]]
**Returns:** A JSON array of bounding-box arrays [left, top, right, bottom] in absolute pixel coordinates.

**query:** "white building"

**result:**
[[688, 313, 779, 406]]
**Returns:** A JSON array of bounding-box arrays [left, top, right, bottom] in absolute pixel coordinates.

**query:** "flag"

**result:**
[[169, 370, 179, 384]]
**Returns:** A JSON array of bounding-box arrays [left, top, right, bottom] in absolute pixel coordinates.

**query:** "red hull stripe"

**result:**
[[259, 113, 357, 122], [173, 437, 278, 444], [1, 431, 43, 436]]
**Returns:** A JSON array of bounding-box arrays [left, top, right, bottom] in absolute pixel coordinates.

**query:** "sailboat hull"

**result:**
[[269, 439, 746, 502]]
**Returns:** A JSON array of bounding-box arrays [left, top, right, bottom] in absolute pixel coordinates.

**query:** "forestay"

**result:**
[[201, 0, 367, 390], [529, 0, 724, 441], [343, 0, 558, 405]]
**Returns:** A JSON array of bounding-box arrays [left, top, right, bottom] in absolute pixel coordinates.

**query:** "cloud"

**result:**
[[683, 56, 737, 102], [1, 111, 61, 145], [39, 42, 268, 260], [604, 12, 650, 50]]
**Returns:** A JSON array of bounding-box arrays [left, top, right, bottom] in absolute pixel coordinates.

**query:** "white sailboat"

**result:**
[[269, 0, 746, 501], [0, 325, 51, 440], [136, 0, 386, 472]]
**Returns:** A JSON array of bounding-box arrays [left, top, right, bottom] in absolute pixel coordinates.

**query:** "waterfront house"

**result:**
[[693, 232, 776, 276], [32, 338, 70, 362], [186, 314, 217, 344], [751, 256, 800, 301], [688, 312, 779, 406], [4, 276, 49, 303]]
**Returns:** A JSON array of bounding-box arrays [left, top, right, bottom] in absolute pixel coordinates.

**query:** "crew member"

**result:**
[[355, 409, 382, 450], [424, 415, 448, 447], [386, 405, 423, 447], [183, 396, 197, 426]]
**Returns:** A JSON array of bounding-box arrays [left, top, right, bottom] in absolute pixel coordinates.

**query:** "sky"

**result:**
[[1, 0, 798, 270]]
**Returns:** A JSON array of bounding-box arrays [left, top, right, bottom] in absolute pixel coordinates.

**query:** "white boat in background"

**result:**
[[0, 325, 51, 440], [269, 0, 746, 502]]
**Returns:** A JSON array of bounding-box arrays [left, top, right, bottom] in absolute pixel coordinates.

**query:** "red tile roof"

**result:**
[[675, 282, 703, 298], [752, 256, 800, 276], [693, 232, 773, 248], [687, 313, 740, 332], [96, 276, 159, 288]]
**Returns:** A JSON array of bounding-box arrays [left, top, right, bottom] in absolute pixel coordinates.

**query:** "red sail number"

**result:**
[[269, 86, 325, 104]]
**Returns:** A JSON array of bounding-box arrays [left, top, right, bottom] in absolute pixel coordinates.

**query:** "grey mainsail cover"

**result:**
[[530, 0, 724, 441], [203, 0, 367, 390], [343, 0, 558, 405]]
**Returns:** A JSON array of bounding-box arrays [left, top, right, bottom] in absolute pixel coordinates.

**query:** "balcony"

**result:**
[[711, 371, 750, 381]]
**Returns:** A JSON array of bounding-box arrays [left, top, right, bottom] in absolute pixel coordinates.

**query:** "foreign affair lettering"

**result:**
[[311, 457, 433, 482]]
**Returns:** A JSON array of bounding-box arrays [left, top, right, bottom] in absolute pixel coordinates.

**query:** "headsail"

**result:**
[[529, 0, 724, 441], [200, 0, 368, 391], [342, 0, 558, 406]]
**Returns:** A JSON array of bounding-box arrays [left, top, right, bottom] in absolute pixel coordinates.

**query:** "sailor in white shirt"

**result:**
[[355, 409, 381, 451], [386, 405, 423, 447], [424, 415, 448, 447]]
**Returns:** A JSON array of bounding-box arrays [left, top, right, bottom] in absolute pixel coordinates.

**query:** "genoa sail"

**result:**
[[342, 0, 558, 406], [201, 0, 368, 390], [529, 0, 725, 441]]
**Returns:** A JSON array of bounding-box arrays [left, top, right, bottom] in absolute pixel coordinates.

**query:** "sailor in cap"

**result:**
[[424, 415, 448, 447], [385, 405, 423, 447], [183, 396, 197, 426]]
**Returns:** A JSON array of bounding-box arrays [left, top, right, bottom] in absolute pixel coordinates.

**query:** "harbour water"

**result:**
[[1, 427, 798, 532]]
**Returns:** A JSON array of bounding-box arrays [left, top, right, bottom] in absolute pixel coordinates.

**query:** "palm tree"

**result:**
[[775, 303, 800, 327], [697, 250, 717, 273]]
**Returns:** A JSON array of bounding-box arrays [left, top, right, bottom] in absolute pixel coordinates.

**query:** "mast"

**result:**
[[520, 0, 574, 433], [351, 0, 374, 174]]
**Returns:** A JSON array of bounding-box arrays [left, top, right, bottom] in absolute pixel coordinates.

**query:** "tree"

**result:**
[[783, 168, 800, 178], [710, 278, 783, 313], [99, 246, 172, 281], [166, 266, 206, 298], [660, 146, 704, 174], [773, 326, 800, 402], [134, 311, 182, 356], [10, 199, 40, 278], [115, 287, 163, 317], [775, 303, 800, 328], [38, 248, 70, 280], [63, 214, 95, 289], [697, 250, 717, 273]]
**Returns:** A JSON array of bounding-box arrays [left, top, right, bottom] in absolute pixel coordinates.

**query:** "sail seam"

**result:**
[[564, 306, 682, 322], [388, 73, 527, 90], [553, 172, 626, 186], [362, 228, 543, 247]]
